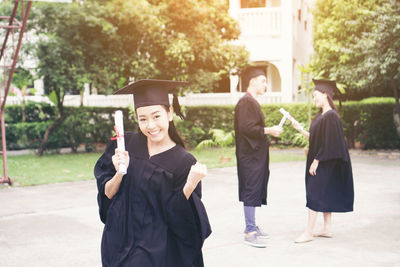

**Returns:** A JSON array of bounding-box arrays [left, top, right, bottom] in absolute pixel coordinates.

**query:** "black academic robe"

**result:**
[[234, 93, 270, 207], [306, 110, 354, 212], [94, 132, 211, 267]]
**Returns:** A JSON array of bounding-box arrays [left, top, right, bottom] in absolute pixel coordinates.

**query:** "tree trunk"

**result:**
[[392, 82, 400, 139], [37, 115, 66, 156]]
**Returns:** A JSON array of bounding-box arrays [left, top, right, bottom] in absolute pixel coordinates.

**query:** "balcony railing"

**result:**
[[236, 7, 281, 37]]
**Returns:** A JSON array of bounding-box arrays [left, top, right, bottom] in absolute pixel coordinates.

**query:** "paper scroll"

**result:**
[[279, 108, 303, 130], [114, 110, 127, 174]]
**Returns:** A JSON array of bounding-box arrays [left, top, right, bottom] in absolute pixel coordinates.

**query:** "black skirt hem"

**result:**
[[240, 200, 267, 207], [306, 203, 353, 213]]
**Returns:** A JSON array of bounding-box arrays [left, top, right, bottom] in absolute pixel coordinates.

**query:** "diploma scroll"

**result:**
[[114, 110, 127, 174], [279, 108, 303, 130]]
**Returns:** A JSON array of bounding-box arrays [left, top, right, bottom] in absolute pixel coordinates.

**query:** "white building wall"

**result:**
[[280, 0, 293, 102], [292, 0, 315, 100], [229, 0, 314, 103]]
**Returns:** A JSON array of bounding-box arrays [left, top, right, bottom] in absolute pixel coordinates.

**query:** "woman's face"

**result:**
[[312, 90, 328, 108], [136, 105, 173, 145]]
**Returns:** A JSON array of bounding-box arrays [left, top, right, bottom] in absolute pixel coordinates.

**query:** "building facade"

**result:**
[[229, 0, 314, 103]]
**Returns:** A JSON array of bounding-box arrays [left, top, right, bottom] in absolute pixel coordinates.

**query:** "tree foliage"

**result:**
[[312, 0, 400, 137], [29, 0, 248, 95], [20, 0, 249, 154], [311, 0, 385, 98]]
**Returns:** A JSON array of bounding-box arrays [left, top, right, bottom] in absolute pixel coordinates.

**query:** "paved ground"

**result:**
[[0, 153, 399, 267]]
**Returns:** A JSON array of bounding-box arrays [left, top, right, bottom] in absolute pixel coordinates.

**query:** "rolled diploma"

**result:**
[[114, 110, 127, 174], [279, 108, 303, 130], [278, 113, 288, 127]]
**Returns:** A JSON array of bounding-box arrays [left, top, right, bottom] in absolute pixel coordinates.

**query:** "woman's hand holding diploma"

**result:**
[[112, 150, 130, 174], [104, 111, 129, 199]]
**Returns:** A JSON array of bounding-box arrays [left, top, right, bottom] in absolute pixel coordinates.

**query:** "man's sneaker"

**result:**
[[244, 234, 267, 248], [244, 226, 270, 239], [255, 226, 270, 239]]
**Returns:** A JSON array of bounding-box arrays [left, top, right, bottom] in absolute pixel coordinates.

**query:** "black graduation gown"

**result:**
[[306, 110, 354, 212], [94, 132, 211, 267], [234, 93, 270, 207]]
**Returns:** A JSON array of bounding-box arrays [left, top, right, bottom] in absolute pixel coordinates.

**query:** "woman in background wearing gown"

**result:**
[[291, 79, 354, 243], [94, 79, 211, 266]]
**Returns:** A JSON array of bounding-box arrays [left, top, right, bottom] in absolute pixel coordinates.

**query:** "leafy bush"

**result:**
[[5, 102, 55, 123], [196, 129, 235, 149], [5, 106, 136, 151], [4, 97, 399, 151]]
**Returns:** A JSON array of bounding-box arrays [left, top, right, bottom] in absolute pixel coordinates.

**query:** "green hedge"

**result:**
[[342, 98, 399, 149], [5, 104, 136, 151], [5, 102, 55, 123], [3, 98, 399, 151], [176, 98, 400, 149], [176, 103, 313, 148]]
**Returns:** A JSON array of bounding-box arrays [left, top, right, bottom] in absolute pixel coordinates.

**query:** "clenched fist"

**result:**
[[186, 162, 207, 189]]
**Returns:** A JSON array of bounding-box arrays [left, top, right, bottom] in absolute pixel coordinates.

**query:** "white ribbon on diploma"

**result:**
[[279, 108, 304, 130], [114, 110, 127, 174]]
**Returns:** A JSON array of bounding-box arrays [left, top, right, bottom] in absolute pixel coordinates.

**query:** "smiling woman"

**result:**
[[137, 105, 185, 153], [94, 79, 211, 267]]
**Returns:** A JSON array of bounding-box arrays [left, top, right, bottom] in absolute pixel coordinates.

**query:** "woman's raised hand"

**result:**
[[112, 149, 130, 174], [186, 162, 207, 189]]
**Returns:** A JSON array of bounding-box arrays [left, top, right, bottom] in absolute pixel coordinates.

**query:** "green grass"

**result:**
[[191, 147, 306, 168], [3, 153, 101, 186], [1, 147, 305, 187]]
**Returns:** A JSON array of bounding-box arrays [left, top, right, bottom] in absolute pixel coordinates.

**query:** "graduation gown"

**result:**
[[234, 93, 270, 207], [94, 132, 211, 267], [306, 110, 354, 212]]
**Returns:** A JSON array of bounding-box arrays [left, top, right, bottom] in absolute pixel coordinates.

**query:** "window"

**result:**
[[270, 0, 281, 7], [241, 0, 266, 8]]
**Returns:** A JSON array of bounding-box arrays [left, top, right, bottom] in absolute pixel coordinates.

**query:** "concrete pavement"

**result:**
[[0, 154, 399, 267]]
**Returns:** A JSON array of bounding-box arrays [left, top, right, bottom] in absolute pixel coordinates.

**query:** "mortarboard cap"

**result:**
[[242, 66, 266, 90], [313, 79, 343, 107], [312, 79, 341, 98], [114, 79, 187, 119]]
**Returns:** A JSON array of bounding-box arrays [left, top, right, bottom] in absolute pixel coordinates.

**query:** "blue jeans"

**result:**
[[244, 205, 257, 233]]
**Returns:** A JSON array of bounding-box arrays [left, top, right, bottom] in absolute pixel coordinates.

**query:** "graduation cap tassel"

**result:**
[[173, 93, 185, 120]]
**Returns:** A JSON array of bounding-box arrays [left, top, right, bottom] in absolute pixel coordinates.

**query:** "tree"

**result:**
[[35, 36, 88, 155], [351, 0, 400, 137], [28, 0, 249, 154], [311, 0, 384, 99], [312, 0, 400, 138], [94, 0, 249, 93], [30, 2, 107, 155]]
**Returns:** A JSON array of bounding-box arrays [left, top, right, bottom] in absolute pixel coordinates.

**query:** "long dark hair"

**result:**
[[168, 120, 185, 148], [327, 95, 338, 114], [163, 105, 185, 148]]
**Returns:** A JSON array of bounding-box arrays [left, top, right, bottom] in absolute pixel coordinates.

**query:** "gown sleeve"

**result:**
[[236, 99, 265, 142], [94, 140, 117, 223], [314, 111, 349, 162], [163, 154, 211, 266]]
